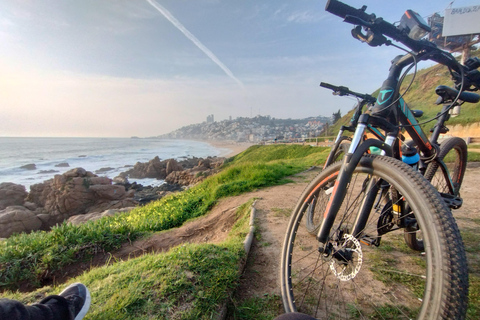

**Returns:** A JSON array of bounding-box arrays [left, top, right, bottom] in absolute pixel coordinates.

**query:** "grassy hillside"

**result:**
[[329, 48, 480, 135]]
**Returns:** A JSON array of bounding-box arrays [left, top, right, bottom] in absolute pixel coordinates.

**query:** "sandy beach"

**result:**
[[205, 140, 255, 157]]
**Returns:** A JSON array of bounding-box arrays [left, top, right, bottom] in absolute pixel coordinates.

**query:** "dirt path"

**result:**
[[225, 163, 480, 317]]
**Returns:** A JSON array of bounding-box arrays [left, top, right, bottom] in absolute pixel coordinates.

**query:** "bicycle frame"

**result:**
[[316, 52, 459, 247]]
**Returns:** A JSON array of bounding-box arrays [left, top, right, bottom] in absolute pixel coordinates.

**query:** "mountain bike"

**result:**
[[319, 78, 477, 251], [280, 1, 478, 318]]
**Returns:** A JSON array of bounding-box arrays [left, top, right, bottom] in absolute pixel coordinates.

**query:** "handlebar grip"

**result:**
[[325, 0, 374, 22], [320, 82, 340, 91]]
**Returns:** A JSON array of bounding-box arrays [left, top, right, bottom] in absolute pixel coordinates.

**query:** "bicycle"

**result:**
[[281, 1, 479, 318], [318, 78, 477, 251]]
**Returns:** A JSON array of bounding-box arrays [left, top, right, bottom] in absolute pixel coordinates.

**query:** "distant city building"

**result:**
[[159, 114, 331, 142], [307, 120, 323, 127]]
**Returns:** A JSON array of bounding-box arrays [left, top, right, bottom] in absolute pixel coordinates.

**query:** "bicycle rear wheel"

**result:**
[[424, 137, 467, 197], [405, 137, 468, 251], [323, 136, 351, 169], [281, 155, 468, 319]]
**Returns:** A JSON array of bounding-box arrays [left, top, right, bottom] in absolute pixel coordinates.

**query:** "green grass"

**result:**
[[0, 144, 328, 290], [271, 207, 291, 218], [461, 227, 480, 318], [368, 248, 426, 299], [227, 294, 283, 320], [468, 151, 480, 162], [3, 199, 253, 319], [468, 275, 480, 319]]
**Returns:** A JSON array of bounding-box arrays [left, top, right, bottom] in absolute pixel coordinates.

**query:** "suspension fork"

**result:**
[[351, 176, 381, 239], [316, 115, 394, 252]]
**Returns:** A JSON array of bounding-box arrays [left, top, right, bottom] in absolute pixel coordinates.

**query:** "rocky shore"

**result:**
[[0, 155, 226, 239]]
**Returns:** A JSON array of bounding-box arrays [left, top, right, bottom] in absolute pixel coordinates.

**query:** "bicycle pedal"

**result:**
[[359, 234, 380, 246], [440, 193, 462, 209]]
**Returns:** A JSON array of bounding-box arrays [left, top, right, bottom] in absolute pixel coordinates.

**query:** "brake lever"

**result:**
[[344, 15, 372, 27], [351, 25, 369, 42], [351, 25, 388, 47]]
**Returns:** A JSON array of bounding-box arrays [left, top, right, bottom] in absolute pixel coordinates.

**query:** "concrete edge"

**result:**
[[216, 199, 257, 320]]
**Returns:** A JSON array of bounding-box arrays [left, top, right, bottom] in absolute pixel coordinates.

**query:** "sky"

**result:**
[[1, 0, 479, 138]]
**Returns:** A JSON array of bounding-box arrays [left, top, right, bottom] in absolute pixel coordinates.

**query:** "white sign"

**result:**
[[443, 5, 480, 36]]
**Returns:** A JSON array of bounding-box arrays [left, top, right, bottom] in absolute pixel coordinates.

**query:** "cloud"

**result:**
[[287, 11, 325, 23]]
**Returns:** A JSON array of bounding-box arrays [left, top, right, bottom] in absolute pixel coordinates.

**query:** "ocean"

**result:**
[[0, 137, 228, 190]]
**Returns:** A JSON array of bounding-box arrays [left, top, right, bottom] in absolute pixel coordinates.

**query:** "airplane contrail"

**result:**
[[146, 0, 244, 88]]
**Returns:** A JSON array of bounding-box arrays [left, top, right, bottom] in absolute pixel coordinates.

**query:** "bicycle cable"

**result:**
[[374, 42, 466, 129], [397, 64, 465, 129]]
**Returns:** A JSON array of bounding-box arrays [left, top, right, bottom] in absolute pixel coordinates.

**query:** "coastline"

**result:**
[[0, 138, 237, 189], [205, 140, 255, 158]]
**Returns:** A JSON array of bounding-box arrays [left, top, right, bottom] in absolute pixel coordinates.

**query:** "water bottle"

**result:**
[[369, 146, 382, 155], [401, 143, 420, 170]]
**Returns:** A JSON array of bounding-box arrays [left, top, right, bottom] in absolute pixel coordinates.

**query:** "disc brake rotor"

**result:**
[[329, 234, 363, 281]]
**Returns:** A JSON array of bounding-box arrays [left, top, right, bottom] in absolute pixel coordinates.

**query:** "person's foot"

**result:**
[[59, 282, 91, 320]]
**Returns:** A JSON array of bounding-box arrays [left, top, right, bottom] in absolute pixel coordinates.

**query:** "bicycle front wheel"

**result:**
[[281, 155, 468, 319]]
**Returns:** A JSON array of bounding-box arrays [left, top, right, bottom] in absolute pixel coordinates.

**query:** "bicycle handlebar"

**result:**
[[320, 82, 376, 103], [325, 0, 480, 90], [325, 0, 375, 22], [326, 0, 432, 52]]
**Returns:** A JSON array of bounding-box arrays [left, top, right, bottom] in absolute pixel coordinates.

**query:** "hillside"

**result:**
[[157, 115, 331, 143], [330, 48, 480, 135]]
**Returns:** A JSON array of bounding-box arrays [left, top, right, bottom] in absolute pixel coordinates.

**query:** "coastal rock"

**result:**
[[166, 159, 183, 176], [125, 156, 173, 179], [0, 183, 28, 210], [20, 163, 36, 170], [89, 184, 127, 200], [55, 162, 70, 168], [26, 168, 137, 228], [165, 171, 199, 186], [133, 183, 183, 205], [38, 170, 59, 174], [95, 167, 115, 174], [165, 157, 224, 186], [122, 156, 224, 182], [0, 206, 42, 238], [128, 156, 165, 179], [67, 207, 135, 225], [113, 175, 129, 185]]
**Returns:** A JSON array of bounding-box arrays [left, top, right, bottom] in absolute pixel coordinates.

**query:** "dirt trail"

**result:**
[[225, 163, 480, 316]]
